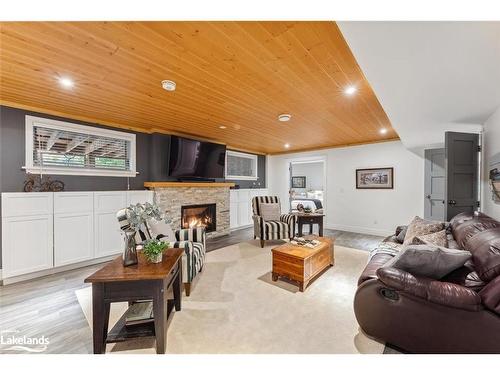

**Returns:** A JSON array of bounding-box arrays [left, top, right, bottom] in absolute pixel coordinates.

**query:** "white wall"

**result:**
[[268, 141, 424, 236], [482, 105, 500, 220], [291, 162, 324, 191]]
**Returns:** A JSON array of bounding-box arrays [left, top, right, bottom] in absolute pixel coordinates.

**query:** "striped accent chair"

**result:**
[[116, 209, 206, 296], [251, 196, 296, 248]]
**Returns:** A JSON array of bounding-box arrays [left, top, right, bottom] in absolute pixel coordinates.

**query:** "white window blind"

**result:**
[[25, 116, 136, 177], [225, 150, 258, 180]]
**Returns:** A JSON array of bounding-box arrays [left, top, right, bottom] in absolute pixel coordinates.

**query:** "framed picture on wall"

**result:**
[[356, 167, 394, 189], [291, 176, 306, 188]]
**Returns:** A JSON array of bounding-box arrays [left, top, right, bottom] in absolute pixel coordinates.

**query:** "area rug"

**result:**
[[76, 240, 386, 354]]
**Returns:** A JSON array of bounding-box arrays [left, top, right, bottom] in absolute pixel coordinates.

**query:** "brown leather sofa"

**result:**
[[354, 212, 500, 353]]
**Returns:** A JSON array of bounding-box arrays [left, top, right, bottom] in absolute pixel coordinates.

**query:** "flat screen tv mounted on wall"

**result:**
[[168, 136, 226, 181]]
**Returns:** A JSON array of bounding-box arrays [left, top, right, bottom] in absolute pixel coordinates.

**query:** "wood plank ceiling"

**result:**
[[0, 21, 398, 154]]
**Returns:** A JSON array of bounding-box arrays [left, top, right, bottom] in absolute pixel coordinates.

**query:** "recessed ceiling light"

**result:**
[[161, 80, 176, 91], [278, 114, 292, 122], [59, 77, 74, 88], [379, 128, 388, 135], [344, 86, 357, 96], [219, 125, 227, 129], [284, 143, 290, 148]]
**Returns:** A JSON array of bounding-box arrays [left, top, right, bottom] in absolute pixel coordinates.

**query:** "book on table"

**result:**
[[125, 301, 154, 326]]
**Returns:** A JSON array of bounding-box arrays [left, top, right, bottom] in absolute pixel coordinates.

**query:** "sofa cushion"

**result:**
[[259, 203, 281, 221], [479, 275, 500, 314], [403, 216, 445, 245], [449, 212, 500, 282], [465, 227, 500, 282], [411, 229, 448, 247], [264, 220, 289, 233], [442, 260, 486, 292], [384, 244, 471, 279]]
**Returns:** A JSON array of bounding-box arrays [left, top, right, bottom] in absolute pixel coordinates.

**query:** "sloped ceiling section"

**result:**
[[338, 21, 500, 149]]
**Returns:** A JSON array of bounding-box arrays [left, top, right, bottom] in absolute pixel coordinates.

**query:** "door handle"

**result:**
[[426, 195, 431, 199], [448, 200, 457, 206]]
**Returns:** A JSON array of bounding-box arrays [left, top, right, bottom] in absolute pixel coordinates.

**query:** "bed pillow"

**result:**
[[411, 229, 448, 248], [384, 244, 471, 279], [259, 203, 281, 221], [403, 216, 445, 245]]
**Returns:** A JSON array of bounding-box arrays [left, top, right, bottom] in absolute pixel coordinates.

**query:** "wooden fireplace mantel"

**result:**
[[144, 181, 236, 188]]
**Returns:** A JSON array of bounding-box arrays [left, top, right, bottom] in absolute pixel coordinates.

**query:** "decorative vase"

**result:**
[[122, 230, 138, 266], [150, 253, 163, 264]]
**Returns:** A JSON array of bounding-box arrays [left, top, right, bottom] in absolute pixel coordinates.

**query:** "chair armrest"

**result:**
[[175, 227, 206, 246], [376, 267, 482, 312], [280, 213, 296, 226], [252, 214, 263, 224], [166, 240, 193, 256]]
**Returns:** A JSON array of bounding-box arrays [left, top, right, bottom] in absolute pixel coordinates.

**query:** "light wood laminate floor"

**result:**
[[0, 228, 383, 354]]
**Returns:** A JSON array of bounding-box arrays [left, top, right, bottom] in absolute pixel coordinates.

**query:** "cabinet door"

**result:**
[[2, 215, 53, 278], [54, 212, 94, 266], [238, 201, 250, 226], [230, 201, 239, 229], [94, 192, 127, 258]]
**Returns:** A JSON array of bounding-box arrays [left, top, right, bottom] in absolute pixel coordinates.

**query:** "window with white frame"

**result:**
[[25, 115, 137, 177], [225, 150, 258, 180]]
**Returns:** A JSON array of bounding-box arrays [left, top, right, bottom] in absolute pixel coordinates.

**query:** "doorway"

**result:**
[[288, 158, 326, 219]]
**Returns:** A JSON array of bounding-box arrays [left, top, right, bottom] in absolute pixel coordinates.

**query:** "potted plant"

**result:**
[[121, 202, 171, 267], [143, 239, 169, 264]]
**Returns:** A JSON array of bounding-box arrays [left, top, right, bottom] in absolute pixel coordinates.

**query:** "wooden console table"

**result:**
[[84, 248, 183, 354]]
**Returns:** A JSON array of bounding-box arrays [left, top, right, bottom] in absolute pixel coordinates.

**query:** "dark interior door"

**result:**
[[424, 148, 445, 221], [445, 132, 479, 221]]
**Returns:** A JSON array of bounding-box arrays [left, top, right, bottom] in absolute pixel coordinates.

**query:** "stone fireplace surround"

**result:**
[[144, 182, 235, 239]]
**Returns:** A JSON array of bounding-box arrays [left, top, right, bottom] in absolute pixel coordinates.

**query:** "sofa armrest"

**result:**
[[376, 267, 482, 312]]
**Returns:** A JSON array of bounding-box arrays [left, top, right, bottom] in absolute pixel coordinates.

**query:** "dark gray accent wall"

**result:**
[[0, 106, 152, 192]]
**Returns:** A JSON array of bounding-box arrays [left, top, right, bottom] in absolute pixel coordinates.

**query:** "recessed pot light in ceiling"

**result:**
[[59, 77, 74, 88], [219, 125, 227, 129], [161, 80, 176, 91], [284, 143, 290, 148], [278, 114, 292, 122], [344, 86, 357, 96], [379, 128, 388, 135]]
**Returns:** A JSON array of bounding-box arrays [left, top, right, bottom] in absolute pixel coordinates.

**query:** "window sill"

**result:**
[[23, 166, 138, 178], [226, 176, 258, 181]]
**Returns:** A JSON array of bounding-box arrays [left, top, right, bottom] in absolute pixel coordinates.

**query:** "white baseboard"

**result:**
[[1, 256, 117, 285], [230, 224, 253, 232], [325, 223, 392, 237]]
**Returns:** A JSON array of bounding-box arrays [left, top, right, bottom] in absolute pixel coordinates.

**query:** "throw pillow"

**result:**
[[403, 216, 445, 245], [411, 229, 448, 247], [384, 244, 471, 279], [259, 203, 281, 221], [396, 226, 408, 244], [148, 220, 175, 242]]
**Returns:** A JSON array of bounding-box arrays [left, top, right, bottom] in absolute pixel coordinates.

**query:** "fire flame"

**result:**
[[185, 215, 212, 229]]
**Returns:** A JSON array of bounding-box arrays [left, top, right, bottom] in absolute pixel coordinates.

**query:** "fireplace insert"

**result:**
[[181, 203, 216, 233]]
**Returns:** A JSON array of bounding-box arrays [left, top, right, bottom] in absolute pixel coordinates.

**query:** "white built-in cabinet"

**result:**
[[229, 188, 268, 230], [54, 192, 94, 267], [2, 193, 54, 278], [1, 190, 153, 281]]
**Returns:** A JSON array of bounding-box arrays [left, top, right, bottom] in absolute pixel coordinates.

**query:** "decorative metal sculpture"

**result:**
[[23, 174, 65, 192]]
